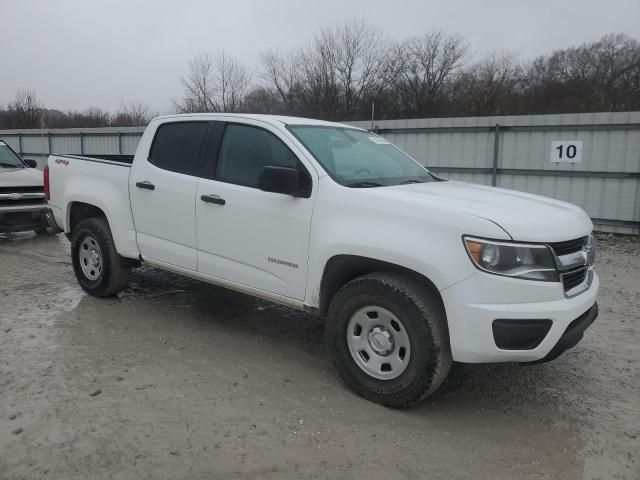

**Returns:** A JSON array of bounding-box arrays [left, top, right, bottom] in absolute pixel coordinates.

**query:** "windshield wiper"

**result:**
[[0, 162, 22, 168], [398, 179, 426, 185], [345, 181, 384, 188]]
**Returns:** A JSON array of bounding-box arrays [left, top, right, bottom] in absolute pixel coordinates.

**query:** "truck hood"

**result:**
[[378, 180, 592, 242], [0, 167, 43, 188]]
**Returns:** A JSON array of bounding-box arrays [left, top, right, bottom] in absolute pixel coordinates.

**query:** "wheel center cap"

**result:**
[[368, 326, 394, 356], [89, 250, 100, 266]]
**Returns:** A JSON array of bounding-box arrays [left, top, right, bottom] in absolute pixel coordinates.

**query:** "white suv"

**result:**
[[0, 141, 49, 234]]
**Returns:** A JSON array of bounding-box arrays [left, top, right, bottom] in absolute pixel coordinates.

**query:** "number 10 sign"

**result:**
[[550, 141, 583, 163]]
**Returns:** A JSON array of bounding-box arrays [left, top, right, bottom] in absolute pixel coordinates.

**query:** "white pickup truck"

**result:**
[[46, 114, 598, 407]]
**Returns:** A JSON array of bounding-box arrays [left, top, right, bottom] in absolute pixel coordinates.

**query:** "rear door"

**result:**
[[195, 121, 316, 300], [129, 121, 209, 270]]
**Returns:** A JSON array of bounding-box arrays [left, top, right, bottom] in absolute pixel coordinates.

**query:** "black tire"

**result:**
[[71, 217, 130, 297], [33, 218, 49, 235], [325, 272, 452, 408]]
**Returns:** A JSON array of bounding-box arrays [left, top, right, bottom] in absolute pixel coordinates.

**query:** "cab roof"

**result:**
[[152, 113, 362, 130]]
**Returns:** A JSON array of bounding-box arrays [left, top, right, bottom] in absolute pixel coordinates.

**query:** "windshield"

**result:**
[[288, 126, 436, 187], [0, 142, 25, 169]]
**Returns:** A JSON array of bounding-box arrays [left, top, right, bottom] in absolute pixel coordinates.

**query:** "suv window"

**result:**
[[149, 122, 208, 176], [216, 124, 298, 187], [0, 141, 25, 168]]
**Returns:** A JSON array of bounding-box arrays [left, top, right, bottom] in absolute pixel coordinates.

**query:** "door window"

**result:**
[[216, 124, 298, 188], [149, 122, 208, 176]]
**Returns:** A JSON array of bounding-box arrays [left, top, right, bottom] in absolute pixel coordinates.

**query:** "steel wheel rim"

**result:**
[[78, 235, 103, 281], [346, 306, 411, 380]]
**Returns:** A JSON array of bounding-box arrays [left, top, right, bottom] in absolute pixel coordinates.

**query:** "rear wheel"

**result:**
[[325, 272, 452, 408], [71, 217, 130, 297]]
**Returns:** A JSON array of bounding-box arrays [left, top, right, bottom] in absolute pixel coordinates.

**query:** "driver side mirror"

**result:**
[[258, 166, 301, 196], [24, 159, 38, 168]]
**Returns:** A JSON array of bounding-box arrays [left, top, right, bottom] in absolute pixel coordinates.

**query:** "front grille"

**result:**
[[0, 186, 43, 194], [0, 198, 46, 206], [548, 237, 587, 256], [562, 267, 588, 291]]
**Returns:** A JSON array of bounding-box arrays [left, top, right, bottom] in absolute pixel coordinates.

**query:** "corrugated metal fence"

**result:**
[[352, 112, 640, 234], [0, 126, 144, 166], [1, 112, 639, 234]]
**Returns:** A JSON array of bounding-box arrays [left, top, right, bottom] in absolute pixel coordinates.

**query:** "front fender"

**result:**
[[303, 179, 510, 308]]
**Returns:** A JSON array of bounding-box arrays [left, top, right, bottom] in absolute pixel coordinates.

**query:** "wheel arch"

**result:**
[[67, 201, 106, 234], [318, 254, 444, 318], [66, 201, 140, 265]]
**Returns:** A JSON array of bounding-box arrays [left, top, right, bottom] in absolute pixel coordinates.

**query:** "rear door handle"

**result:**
[[200, 194, 226, 206], [136, 181, 155, 190]]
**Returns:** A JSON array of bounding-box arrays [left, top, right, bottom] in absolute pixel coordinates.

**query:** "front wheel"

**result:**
[[33, 217, 49, 235], [325, 272, 452, 408], [71, 217, 130, 297]]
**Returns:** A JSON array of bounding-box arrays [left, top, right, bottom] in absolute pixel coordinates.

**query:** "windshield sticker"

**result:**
[[368, 136, 390, 145]]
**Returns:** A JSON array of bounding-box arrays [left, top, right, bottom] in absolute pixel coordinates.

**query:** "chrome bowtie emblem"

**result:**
[[8, 193, 23, 201]]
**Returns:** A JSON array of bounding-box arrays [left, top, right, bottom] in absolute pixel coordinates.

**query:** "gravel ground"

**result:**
[[0, 232, 638, 480]]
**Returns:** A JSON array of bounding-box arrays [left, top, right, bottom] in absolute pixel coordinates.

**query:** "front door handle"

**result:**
[[136, 181, 155, 190], [200, 194, 226, 206]]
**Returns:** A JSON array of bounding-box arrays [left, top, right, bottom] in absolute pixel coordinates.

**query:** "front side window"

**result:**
[[149, 122, 208, 176], [0, 142, 25, 169], [289, 126, 436, 187], [216, 124, 298, 188]]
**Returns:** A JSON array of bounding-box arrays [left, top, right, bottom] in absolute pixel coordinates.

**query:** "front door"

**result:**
[[196, 121, 316, 300]]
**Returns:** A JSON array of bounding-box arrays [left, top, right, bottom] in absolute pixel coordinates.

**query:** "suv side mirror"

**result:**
[[24, 159, 38, 168], [258, 166, 300, 196]]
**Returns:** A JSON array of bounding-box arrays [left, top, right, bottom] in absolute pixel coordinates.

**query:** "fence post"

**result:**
[[47, 133, 52, 156], [80, 132, 84, 155], [491, 123, 500, 187], [118, 132, 123, 155], [18, 133, 23, 154]]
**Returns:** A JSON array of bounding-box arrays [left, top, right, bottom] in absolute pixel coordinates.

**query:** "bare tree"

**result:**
[[298, 32, 340, 119], [176, 53, 216, 112], [450, 52, 523, 115], [259, 49, 305, 114], [393, 32, 468, 116], [532, 33, 640, 112], [243, 86, 282, 114], [214, 51, 251, 112], [112, 101, 154, 126], [176, 52, 250, 113], [6, 89, 44, 128], [259, 19, 401, 120], [2, 27, 638, 129], [322, 19, 400, 118]]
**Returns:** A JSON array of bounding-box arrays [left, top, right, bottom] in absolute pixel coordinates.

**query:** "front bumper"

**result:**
[[45, 207, 63, 233], [441, 269, 599, 363], [533, 303, 598, 363], [0, 204, 48, 233]]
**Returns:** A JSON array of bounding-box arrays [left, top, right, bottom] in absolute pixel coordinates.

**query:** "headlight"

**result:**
[[584, 233, 596, 265], [463, 237, 559, 282]]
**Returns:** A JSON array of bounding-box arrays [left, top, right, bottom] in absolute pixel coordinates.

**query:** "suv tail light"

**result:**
[[44, 165, 50, 200]]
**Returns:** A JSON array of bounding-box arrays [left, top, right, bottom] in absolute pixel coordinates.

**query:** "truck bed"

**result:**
[[47, 153, 140, 259]]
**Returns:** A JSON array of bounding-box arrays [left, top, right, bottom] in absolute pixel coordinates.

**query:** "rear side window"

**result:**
[[216, 124, 298, 188], [149, 122, 208, 176]]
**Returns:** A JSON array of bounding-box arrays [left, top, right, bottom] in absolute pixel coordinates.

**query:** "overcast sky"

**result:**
[[1, 0, 638, 113]]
